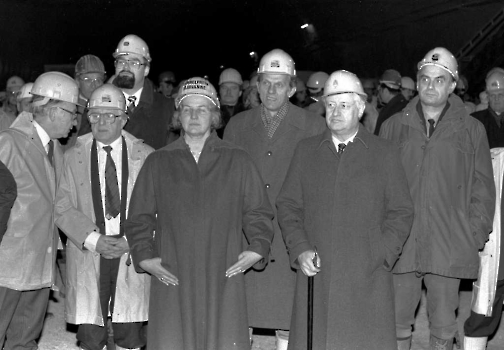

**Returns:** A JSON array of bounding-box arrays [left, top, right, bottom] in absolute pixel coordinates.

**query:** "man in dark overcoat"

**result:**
[[224, 49, 326, 349], [277, 70, 414, 350]]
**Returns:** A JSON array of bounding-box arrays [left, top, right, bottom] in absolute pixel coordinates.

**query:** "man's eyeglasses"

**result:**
[[54, 106, 78, 117], [88, 113, 124, 124], [80, 77, 104, 85], [488, 93, 504, 101], [114, 59, 146, 70]]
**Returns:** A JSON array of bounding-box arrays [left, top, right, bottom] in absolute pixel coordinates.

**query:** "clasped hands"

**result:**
[[95, 235, 130, 259], [138, 251, 263, 287]]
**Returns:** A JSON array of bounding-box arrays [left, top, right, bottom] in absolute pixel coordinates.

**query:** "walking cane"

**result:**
[[308, 247, 318, 350]]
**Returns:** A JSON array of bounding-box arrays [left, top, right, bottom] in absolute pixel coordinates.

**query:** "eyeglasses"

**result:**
[[80, 76, 104, 85], [54, 106, 78, 117], [114, 59, 146, 70], [88, 112, 123, 124]]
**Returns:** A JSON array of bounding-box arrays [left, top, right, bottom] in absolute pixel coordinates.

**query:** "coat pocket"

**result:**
[[367, 226, 386, 271]]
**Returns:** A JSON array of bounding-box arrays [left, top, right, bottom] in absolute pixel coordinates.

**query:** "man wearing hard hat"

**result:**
[[224, 49, 326, 350], [304, 71, 329, 117], [277, 69, 413, 350], [374, 69, 408, 135], [55, 84, 152, 350], [0, 72, 81, 350], [217, 68, 244, 137], [3, 76, 25, 118], [471, 69, 504, 149], [380, 47, 495, 350], [79, 35, 176, 149], [401, 76, 416, 101]]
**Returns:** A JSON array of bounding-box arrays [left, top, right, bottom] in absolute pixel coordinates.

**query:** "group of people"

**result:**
[[0, 32, 502, 350]]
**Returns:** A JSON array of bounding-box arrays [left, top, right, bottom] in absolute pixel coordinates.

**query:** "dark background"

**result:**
[[1, 0, 503, 96]]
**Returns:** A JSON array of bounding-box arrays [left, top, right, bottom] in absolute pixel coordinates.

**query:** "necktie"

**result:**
[[103, 146, 120, 219], [338, 143, 346, 154], [47, 140, 54, 166], [428, 119, 436, 137], [127, 96, 137, 114]]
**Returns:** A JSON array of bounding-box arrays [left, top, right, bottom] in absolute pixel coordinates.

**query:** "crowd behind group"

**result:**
[[0, 33, 503, 350]]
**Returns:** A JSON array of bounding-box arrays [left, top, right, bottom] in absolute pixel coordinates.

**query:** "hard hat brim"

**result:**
[[176, 94, 220, 109]]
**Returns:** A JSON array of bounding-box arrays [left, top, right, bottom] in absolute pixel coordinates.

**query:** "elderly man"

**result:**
[[55, 84, 152, 350], [471, 69, 504, 149], [277, 70, 413, 349], [224, 49, 326, 350], [380, 47, 495, 350], [217, 68, 244, 137], [125, 78, 274, 350], [0, 71, 80, 350]]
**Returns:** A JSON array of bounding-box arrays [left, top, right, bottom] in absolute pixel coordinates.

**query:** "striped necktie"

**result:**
[[103, 146, 120, 219]]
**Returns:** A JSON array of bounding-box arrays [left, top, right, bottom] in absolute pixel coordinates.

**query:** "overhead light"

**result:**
[[301, 23, 309, 29]]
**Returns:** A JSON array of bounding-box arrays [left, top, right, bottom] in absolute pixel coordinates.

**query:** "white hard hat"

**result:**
[[88, 84, 126, 112], [31, 72, 81, 107], [7, 76, 25, 92], [113, 34, 152, 63], [307, 72, 329, 89], [401, 76, 416, 91], [380, 69, 402, 90], [258, 49, 296, 76], [486, 71, 504, 93], [418, 47, 458, 81], [323, 70, 367, 98], [219, 68, 243, 86], [17, 82, 34, 101], [175, 77, 220, 109], [75, 55, 106, 77], [486, 67, 504, 80]]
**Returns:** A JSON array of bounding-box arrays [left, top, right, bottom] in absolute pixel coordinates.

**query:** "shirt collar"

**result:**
[[97, 135, 122, 151], [122, 88, 143, 107], [32, 120, 51, 147], [332, 129, 358, 146]]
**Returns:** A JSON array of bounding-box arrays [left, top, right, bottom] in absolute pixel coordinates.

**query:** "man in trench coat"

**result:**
[[224, 49, 326, 349], [277, 70, 414, 350], [55, 84, 153, 350], [0, 72, 80, 349]]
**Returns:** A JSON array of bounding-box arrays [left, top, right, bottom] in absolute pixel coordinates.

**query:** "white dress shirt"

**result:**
[[84, 136, 124, 252]]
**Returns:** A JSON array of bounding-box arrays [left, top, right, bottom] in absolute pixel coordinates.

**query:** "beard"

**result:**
[[114, 70, 136, 89]]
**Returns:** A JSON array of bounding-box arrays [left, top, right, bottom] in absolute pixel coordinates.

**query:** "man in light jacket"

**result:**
[[55, 84, 153, 350], [0, 72, 80, 349]]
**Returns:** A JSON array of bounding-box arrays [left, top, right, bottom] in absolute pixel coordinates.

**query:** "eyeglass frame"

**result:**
[[54, 106, 79, 117], [88, 112, 127, 124], [114, 58, 147, 70]]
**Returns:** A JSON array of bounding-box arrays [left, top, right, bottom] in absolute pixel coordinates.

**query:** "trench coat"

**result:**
[[223, 102, 326, 329], [471, 148, 504, 316], [380, 95, 495, 278], [54, 131, 153, 325], [277, 127, 414, 350], [0, 112, 63, 290], [125, 133, 274, 350]]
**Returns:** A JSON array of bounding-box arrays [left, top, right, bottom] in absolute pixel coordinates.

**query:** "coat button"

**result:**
[[265, 184, 270, 189], [47, 247, 52, 254], [421, 145, 426, 150], [267, 151, 272, 156]]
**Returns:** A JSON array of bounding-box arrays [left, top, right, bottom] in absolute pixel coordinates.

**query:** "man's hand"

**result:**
[[96, 236, 120, 258], [226, 251, 262, 278], [298, 250, 321, 276], [139, 257, 178, 286]]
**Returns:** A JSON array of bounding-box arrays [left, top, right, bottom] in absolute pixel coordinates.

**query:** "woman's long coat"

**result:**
[[55, 131, 153, 325], [224, 103, 326, 329], [125, 134, 274, 350], [277, 127, 414, 350]]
